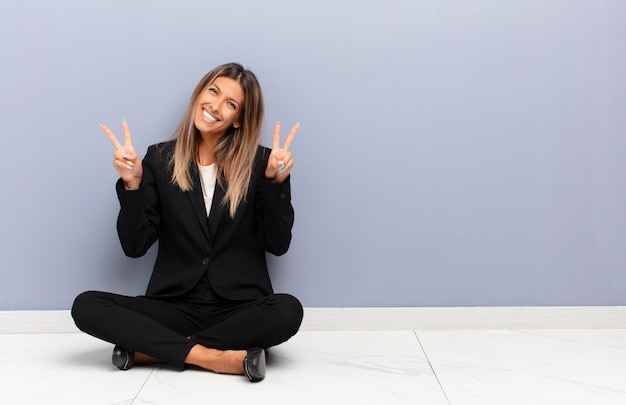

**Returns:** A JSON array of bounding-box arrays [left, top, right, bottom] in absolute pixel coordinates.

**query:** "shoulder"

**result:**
[[145, 140, 175, 163], [147, 140, 176, 154], [255, 145, 272, 164], [250, 145, 271, 178]]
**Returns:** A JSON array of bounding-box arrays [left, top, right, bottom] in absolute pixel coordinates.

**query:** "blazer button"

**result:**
[[202, 258, 210, 266]]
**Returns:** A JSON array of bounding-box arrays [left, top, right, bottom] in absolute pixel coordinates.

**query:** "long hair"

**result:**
[[170, 63, 264, 218]]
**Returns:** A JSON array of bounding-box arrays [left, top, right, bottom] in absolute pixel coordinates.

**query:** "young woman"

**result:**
[[72, 63, 303, 382]]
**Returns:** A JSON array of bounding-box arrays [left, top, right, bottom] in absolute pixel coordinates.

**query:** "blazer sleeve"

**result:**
[[115, 145, 161, 258], [254, 148, 295, 256]]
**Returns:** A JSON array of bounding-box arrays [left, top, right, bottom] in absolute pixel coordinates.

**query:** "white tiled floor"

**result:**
[[1, 330, 626, 404]]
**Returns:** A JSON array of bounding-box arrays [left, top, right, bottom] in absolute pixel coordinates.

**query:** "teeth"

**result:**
[[203, 110, 217, 122]]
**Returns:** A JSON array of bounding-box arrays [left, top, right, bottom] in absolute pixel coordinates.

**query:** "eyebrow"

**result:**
[[211, 84, 242, 107]]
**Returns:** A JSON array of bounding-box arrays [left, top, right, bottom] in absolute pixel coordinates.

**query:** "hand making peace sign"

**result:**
[[100, 120, 143, 190], [265, 121, 299, 183]]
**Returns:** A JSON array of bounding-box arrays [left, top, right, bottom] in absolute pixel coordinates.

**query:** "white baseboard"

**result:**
[[1, 307, 625, 334], [302, 306, 626, 330]]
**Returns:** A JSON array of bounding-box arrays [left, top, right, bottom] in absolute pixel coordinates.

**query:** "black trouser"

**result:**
[[71, 275, 303, 370]]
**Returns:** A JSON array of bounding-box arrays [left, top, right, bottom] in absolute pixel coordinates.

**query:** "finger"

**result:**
[[116, 154, 135, 170], [277, 152, 292, 167], [272, 150, 291, 164], [273, 121, 281, 150], [282, 122, 300, 151], [277, 159, 286, 174], [112, 159, 134, 171], [279, 160, 294, 176], [113, 150, 136, 167], [122, 119, 132, 146], [101, 124, 123, 150]]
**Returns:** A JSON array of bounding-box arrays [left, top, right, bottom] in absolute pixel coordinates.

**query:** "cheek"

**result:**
[[192, 107, 204, 128], [228, 110, 241, 124]]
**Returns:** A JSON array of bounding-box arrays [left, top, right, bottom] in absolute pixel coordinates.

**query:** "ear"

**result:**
[[233, 121, 241, 128]]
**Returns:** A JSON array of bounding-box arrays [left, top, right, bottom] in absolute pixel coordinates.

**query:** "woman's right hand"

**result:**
[[100, 120, 143, 190]]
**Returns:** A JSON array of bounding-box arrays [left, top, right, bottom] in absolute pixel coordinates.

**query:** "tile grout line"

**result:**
[[130, 366, 156, 404], [413, 330, 452, 405]]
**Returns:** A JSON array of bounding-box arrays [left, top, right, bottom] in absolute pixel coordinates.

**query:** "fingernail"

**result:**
[[122, 118, 126, 122], [127, 165, 132, 170], [124, 154, 132, 159]]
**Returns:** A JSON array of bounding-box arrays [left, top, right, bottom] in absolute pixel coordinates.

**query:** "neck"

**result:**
[[197, 133, 222, 166]]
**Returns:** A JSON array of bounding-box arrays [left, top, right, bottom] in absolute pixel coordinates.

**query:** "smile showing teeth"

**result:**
[[202, 110, 217, 122]]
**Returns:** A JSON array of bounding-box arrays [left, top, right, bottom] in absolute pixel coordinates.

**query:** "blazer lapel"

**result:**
[[208, 181, 226, 239], [186, 165, 212, 242]]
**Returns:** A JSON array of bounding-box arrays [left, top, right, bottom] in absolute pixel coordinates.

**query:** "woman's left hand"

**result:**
[[265, 121, 299, 183]]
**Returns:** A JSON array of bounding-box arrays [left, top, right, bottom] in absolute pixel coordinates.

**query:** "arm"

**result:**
[[115, 145, 160, 257], [256, 122, 299, 255], [256, 174, 295, 256], [101, 121, 160, 257]]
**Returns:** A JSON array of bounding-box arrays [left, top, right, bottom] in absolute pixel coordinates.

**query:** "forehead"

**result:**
[[210, 76, 244, 103]]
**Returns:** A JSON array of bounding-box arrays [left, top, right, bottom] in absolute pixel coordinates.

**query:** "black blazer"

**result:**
[[115, 141, 294, 301]]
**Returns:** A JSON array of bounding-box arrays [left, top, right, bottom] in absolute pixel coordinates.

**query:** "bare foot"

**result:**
[[185, 345, 246, 375]]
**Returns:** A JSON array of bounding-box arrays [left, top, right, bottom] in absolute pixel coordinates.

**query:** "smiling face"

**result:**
[[193, 76, 245, 138]]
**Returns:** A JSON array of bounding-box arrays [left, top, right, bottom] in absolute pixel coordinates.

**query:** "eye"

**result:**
[[208, 87, 218, 95], [227, 101, 237, 110]]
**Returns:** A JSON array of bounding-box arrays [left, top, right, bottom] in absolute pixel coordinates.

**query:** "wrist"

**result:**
[[124, 181, 140, 191]]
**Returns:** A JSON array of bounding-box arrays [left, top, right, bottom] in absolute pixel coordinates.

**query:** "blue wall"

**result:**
[[1, 0, 625, 309]]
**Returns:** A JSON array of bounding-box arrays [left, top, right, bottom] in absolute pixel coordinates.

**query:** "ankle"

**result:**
[[134, 352, 160, 364]]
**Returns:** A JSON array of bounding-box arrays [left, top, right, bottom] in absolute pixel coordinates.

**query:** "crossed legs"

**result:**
[[71, 290, 303, 374]]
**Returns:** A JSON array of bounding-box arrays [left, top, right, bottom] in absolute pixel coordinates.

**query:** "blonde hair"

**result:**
[[170, 63, 264, 218]]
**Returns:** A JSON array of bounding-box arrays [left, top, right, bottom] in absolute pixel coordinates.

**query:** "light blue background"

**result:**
[[1, 1, 625, 309]]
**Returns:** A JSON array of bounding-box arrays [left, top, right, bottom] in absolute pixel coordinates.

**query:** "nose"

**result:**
[[211, 97, 229, 114], [209, 101, 220, 112]]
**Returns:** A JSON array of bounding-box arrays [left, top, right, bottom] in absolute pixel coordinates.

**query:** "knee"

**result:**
[[71, 291, 99, 330], [275, 294, 304, 334]]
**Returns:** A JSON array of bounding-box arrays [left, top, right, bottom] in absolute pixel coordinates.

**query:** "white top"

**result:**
[[198, 163, 217, 217]]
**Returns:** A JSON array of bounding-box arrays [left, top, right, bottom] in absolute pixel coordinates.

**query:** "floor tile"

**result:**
[[0, 334, 153, 405], [135, 331, 448, 404], [417, 329, 626, 405], [4, 329, 624, 404]]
